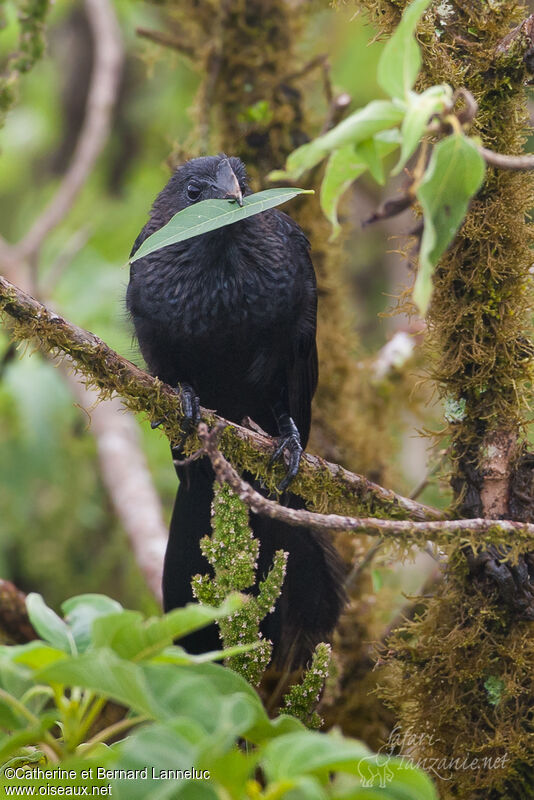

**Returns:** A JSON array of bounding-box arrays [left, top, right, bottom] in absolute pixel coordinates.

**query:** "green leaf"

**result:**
[[61, 594, 123, 653], [37, 648, 159, 717], [320, 146, 367, 236], [262, 733, 437, 799], [272, 101, 404, 181], [0, 715, 59, 766], [320, 130, 401, 237], [393, 86, 452, 175], [111, 720, 215, 800], [9, 640, 67, 670], [414, 134, 485, 314], [26, 593, 76, 655], [130, 189, 313, 262], [37, 651, 266, 733], [262, 730, 372, 780], [280, 776, 329, 800], [377, 0, 433, 99], [91, 595, 243, 661], [154, 641, 260, 665], [356, 138, 386, 185]]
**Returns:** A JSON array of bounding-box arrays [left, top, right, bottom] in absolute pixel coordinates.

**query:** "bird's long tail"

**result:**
[[164, 458, 346, 669]]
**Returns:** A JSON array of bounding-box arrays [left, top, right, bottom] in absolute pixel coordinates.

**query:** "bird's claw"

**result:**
[[270, 432, 303, 492], [150, 383, 200, 443], [175, 382, 201, 440]]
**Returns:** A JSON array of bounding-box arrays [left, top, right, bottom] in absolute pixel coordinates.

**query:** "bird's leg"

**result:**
[[270, 394, 303, 492]]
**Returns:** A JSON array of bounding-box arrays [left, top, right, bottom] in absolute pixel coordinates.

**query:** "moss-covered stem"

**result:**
[[198, 421, 534, 551], [0, 274, 439, 523]]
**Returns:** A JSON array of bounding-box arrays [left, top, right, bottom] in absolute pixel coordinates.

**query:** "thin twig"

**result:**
[[321, 92, 351, 135], [344, 538, 385, 593], [136, 27, 195, 58], [41, 227, 92, 295], [479, 147, 534, 171]]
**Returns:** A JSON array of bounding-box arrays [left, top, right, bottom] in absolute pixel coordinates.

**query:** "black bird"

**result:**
[[127, 154, 345, 668]]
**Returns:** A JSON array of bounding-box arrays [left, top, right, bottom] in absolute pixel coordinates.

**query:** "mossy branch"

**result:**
[[0, 274, 439, 522], [198, 422, 534, 553]]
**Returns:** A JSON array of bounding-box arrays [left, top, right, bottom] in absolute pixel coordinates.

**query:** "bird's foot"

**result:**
[[467, 545, 534, 620], [151, 382, 200, 442], [270, 429, 303, 492]]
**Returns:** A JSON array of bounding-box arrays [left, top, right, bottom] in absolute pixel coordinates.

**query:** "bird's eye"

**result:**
[[186, 183, 201, 201]]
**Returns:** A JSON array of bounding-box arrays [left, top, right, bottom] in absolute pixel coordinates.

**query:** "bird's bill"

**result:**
[[215, 158, 243, 206]]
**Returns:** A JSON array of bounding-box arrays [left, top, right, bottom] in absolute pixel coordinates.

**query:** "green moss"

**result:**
[[382, 566, 534, 799]]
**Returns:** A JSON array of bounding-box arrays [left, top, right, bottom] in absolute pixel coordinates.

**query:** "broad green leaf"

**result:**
[[37, 648, 159, 717], [262, 730, 372, 780], [350, 759, 438, 800], [130, 189, 313, 262], [321, 130, 401, 237], [329, 765, 438, 800], [0, 714, 59, 766], [26, 593, 76, 655], [263, 732, 437, 799], [272, 101, 404, 181], [356, 138, 386, 185], [205, 748, 258, 800], [320, 146, 367, 236], [414, 134, 485, 314], [91, 595, 243, 661], [0, 655, 52, 728], [37, 652, 266, 732], [8, 641, 67, 671], [277, 776, 328, 800], [111, 720, 215, 800], [393, 85, 452, 175], [142, 664, 260, 734], [377, 0, 433, 99], [61, 594, 123, 653], [0, 655, 34, 698]]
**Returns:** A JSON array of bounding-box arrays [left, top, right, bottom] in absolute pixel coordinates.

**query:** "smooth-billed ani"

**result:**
[[127, 154, 345, 668]]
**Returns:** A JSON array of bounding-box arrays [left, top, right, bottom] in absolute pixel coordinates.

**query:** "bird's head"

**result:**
[[162, 154, 247, 213]]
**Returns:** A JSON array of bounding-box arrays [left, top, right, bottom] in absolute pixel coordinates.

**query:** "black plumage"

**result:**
[[127, 154, 345, 668]]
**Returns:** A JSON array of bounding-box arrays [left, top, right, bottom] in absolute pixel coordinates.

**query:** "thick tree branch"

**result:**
[[199, 423, 534, 550], [0, 274, 441, 523]]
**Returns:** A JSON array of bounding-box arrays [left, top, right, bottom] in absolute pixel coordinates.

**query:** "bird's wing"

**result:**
[[274, 210, 318, 449]]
